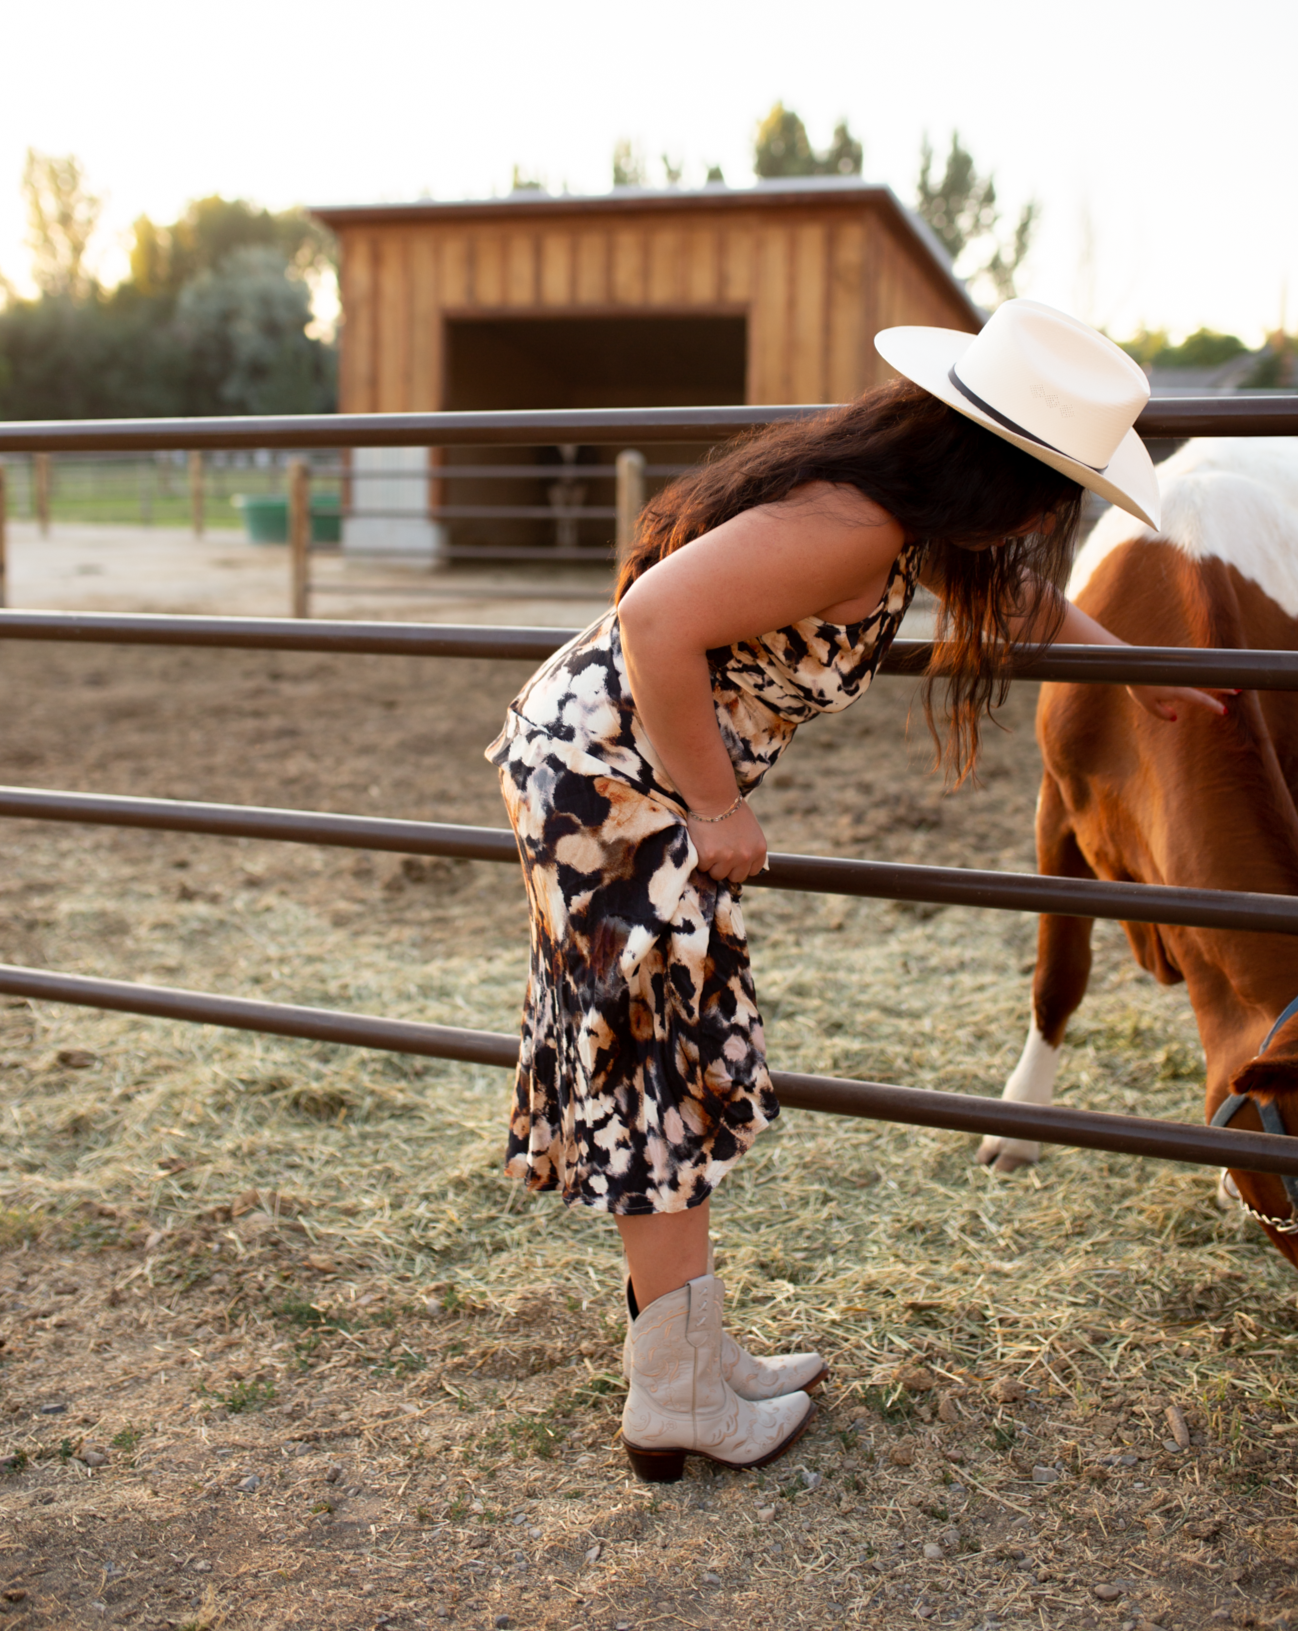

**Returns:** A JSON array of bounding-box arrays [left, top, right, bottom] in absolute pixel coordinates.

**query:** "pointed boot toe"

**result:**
[[720, 1332, 829, 1400]]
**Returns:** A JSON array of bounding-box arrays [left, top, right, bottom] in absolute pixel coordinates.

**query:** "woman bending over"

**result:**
[[487, 300, 1223, 1483]]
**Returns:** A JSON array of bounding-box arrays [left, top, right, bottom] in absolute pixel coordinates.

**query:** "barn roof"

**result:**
[[312, 176, 982, 328]]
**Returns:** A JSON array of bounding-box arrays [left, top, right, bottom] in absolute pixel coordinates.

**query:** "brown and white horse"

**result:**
[[976, 438, 1298, 1268]]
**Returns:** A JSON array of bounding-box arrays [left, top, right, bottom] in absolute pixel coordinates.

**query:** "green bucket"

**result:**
[[235, 495, 288, 542], [234, 494, 342, 545], [310, 494, 342, 544]]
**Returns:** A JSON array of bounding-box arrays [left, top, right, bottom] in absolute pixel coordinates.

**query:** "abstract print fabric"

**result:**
[[487, 542, 920, 1215]]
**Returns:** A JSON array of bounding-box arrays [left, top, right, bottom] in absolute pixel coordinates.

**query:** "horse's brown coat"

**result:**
[[1026, 504, 1298, 1265]]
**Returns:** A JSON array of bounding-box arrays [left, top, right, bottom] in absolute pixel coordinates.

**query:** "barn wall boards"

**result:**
[[314, 179, 981, 417], [313, 180, 981, 559]]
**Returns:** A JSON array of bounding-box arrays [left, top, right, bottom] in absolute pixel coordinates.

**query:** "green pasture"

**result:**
[[0, 454, 342, 531]]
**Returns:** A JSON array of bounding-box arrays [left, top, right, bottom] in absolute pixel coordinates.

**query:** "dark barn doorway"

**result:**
[[439, 314, 747, 560], [444, 314, 747, 412]]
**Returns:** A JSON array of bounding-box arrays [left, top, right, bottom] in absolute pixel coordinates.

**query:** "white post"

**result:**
[[342, 447, 446, 564]]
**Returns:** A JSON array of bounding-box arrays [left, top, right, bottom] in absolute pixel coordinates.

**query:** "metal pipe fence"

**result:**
[[3, 400, 1298, 1187], [0, 447, 689, 597], [0, 960, 1294, 1178], [0, 448, 343, 532], [5, 782, 1298, 940], [5, 398, 1296, 613], [4, 611, 1298, 690], [2, 396, 1297, 452], [6, 612, 1298, 1175]]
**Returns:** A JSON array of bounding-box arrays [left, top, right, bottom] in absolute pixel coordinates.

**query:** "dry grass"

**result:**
[[1, 640, 1297, 1627], [4, 867, 1295, 1408]]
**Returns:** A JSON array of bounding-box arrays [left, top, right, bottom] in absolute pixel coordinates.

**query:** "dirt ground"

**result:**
[[0, 517, 619, 621], [2, 583, 1297, 1630]]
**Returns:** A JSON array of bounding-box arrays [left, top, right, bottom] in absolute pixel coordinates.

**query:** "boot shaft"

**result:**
[[625, 1273, 729, 1421], [623, 1280, 695, 1418]]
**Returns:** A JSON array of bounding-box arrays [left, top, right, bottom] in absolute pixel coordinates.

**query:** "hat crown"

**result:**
[[955, 299, 1150, 469]]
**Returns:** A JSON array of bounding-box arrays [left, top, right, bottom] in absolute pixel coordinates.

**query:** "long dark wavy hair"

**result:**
[[616, 378, 1085, 782]]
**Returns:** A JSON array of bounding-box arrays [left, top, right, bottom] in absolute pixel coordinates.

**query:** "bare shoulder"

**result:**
[[761, 480, 898, 533], [756, 483, 908, 624], [620, 480, 907, 650]]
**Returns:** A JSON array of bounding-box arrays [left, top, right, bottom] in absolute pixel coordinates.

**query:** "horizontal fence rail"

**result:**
[[6, 785, 1298, 939], [306, 585, 614, 603], [3, 610, 1298, 691], [5, 401, 1298, 1194], [0, 396, 1296, 453], [312, 464, 690, 480], [338, 508, 617, 521], [439, 546, 612, 562], [0, 610, 569, 660], [428, 507, 618, 521], [1, 960, 1296, 1178]]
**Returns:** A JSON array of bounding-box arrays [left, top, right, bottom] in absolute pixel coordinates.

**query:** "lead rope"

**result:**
[[1213, 993, 1298, 1235]]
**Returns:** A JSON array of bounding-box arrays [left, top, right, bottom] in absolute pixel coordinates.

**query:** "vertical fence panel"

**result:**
[[615, 450, 645, 572], [189, 451, 205, 537], [0, 464, 6, 609], [289, 459, 311, 619], [34, 453, 50, 536]]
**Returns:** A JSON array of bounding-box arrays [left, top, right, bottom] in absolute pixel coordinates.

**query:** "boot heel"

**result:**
[[623, 1440, 686, 1483]]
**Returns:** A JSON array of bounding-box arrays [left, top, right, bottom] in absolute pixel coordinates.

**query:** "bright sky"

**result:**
[[1, 0, 1293, 347]]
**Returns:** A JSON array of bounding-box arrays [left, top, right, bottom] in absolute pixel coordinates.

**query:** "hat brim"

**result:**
[[875, 325, 1162, 531]]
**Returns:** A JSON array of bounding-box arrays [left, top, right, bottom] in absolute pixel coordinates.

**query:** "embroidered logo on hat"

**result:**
[[1031, 383, 1075, 419]]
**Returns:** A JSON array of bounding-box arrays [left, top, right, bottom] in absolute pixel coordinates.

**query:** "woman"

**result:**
[[487, 300, 1225, 1484]]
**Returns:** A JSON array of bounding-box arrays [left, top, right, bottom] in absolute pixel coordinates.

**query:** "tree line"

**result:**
[[5, 117, 1276, 423], [598, 104, 1038, 308], [602, 105, 1281, 370], [0, 153, 337, 421], [1, 117, 1038, 424]]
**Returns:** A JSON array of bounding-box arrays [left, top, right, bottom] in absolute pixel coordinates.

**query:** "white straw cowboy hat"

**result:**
[[875, 298, 1161, 530]]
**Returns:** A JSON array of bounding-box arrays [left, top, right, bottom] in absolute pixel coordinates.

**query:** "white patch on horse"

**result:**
[[1069, 438, 1298, 614], [978, 1022, 1061, 1171], [1216, 1168, 1242, 1212]]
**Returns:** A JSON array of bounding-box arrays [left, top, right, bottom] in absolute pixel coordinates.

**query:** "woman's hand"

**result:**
[[1016, 587, 1240, 728], [687, 800, 768, 884], [1126, 683, 1236, 723]]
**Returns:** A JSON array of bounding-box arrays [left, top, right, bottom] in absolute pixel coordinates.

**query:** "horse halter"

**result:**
[[1211, 993, 1298, 1235]]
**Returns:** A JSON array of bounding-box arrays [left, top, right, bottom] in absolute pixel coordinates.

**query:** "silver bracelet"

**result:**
[[687, 792, 746, 824]]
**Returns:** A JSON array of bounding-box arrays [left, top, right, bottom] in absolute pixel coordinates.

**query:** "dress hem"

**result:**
[[503, 1094, 780, 1216]]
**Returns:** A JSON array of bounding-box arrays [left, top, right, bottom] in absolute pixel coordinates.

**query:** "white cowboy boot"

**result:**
[[622, 1273, 815, 1482], [622, 1247, 828, 1401]]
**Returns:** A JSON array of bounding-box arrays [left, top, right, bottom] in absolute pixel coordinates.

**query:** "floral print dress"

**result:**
[[486, 541, 920, 1215]]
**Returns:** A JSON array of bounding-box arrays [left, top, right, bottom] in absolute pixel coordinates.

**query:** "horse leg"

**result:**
[[978, 778, 1096, 1174]]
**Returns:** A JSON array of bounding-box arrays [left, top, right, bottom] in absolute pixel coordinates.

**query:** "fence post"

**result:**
[[615, 449, 645, 570], [188, 451, 205, 538], [34, 453, 50, 537], [0, 464, 7, 609], [289, 458, 311, 619]]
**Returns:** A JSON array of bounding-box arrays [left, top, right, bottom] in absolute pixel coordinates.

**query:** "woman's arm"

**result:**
[[617, 484, 907, 882], [1009, 572, 1230, 723]]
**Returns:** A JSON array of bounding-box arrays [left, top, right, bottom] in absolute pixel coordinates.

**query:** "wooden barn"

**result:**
[[313, 178, 980, 561]]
